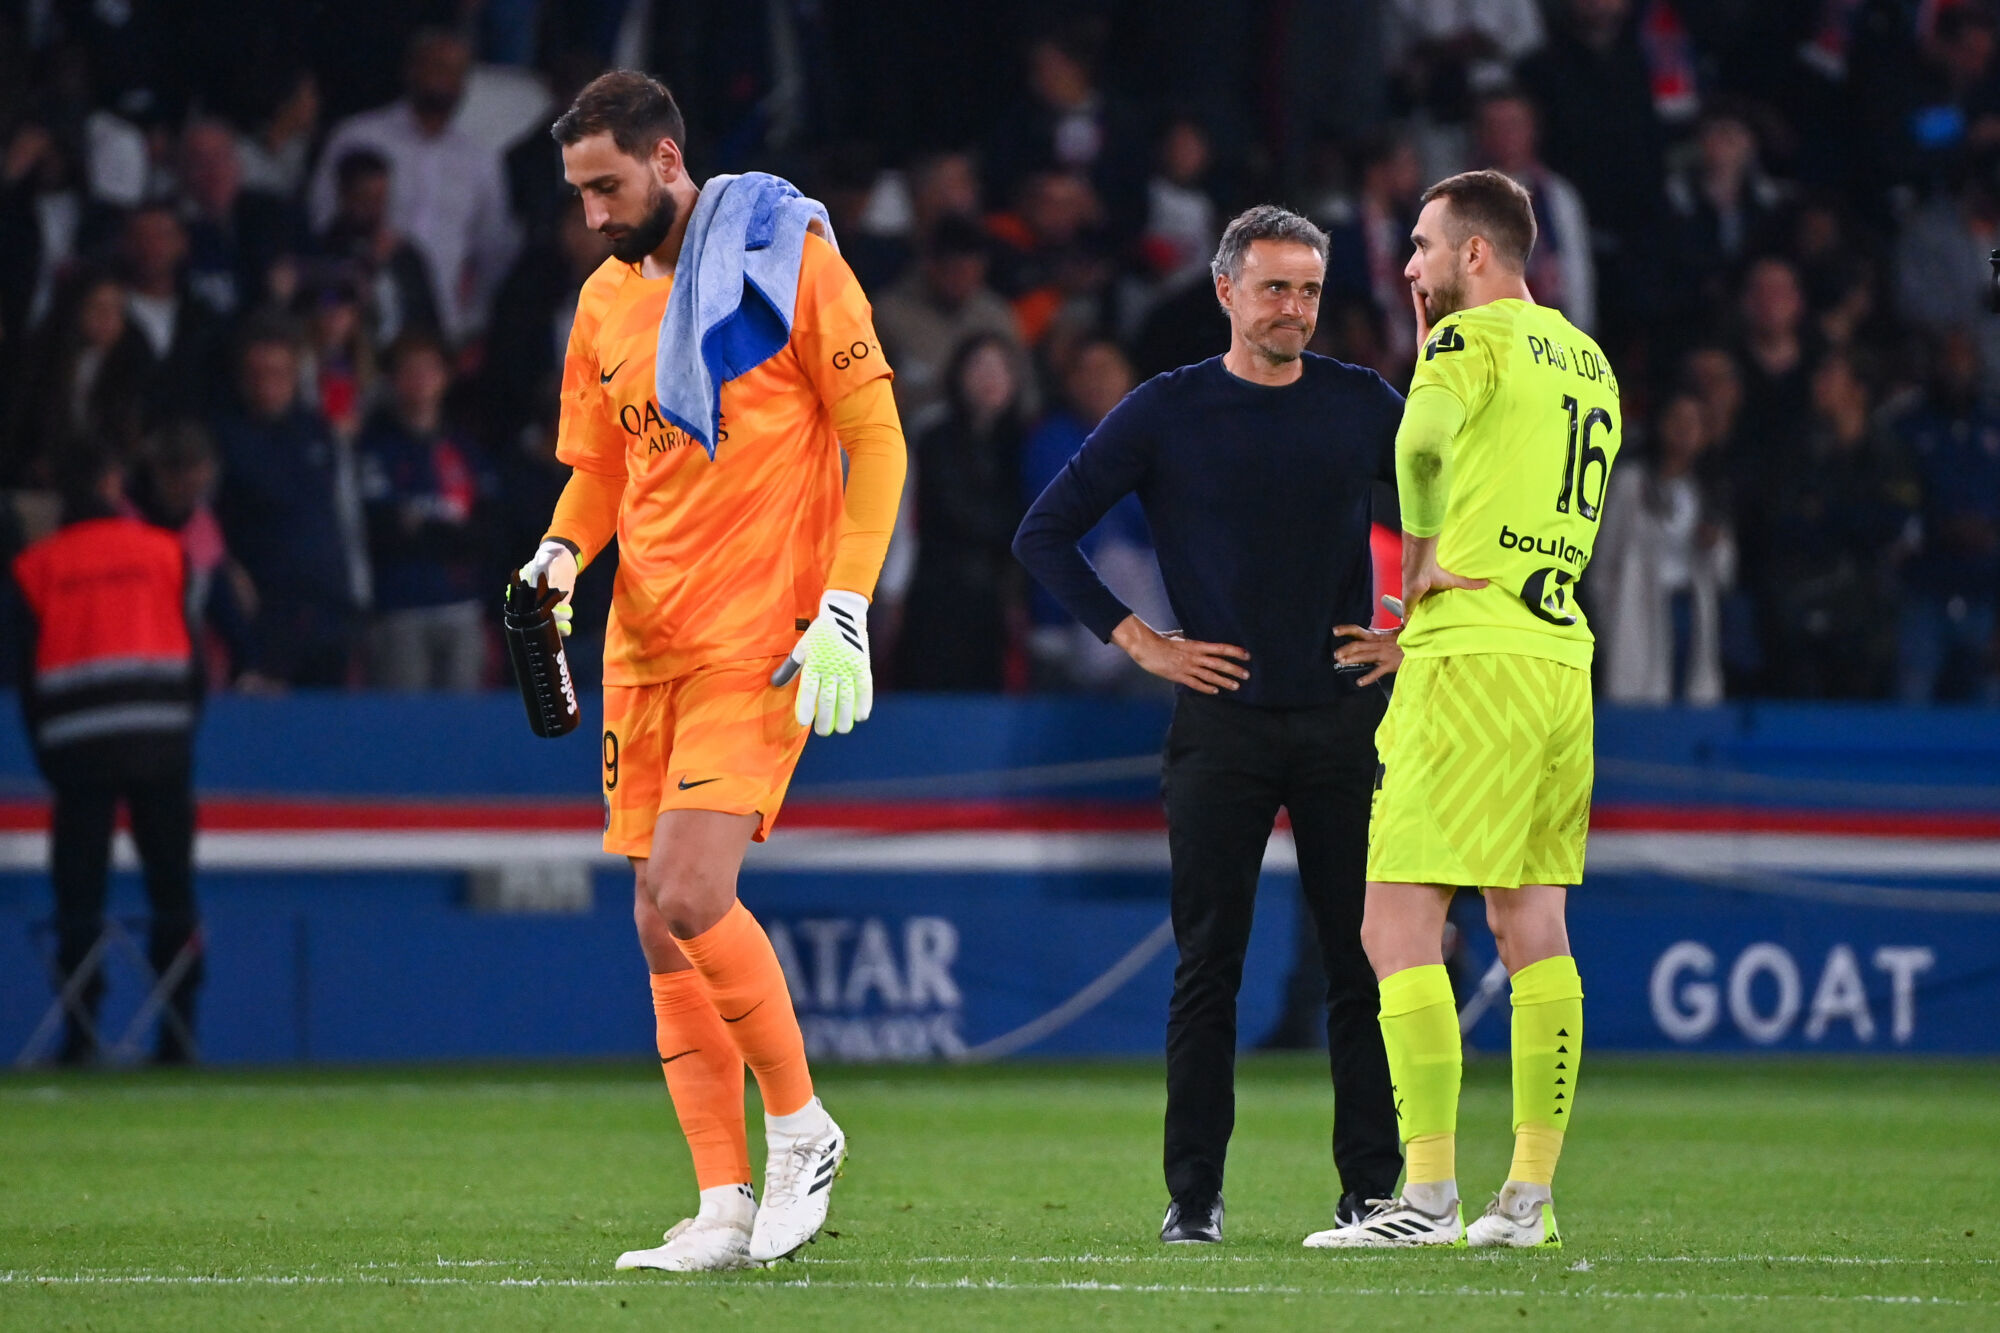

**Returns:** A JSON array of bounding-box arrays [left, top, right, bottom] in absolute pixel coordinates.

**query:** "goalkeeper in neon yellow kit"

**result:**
[[1310, 170, 1620, 1251]]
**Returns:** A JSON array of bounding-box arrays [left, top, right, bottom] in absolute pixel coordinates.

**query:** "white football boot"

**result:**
[[1303, 1193, 1466, 1249], [615, 1184, 756, 1272], [749, 1097, 846, 1262], [1466, 1183, 1563, 1249]]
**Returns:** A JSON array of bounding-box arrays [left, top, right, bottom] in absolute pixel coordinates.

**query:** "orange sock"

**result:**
[[673, 902, 814, 1116], [649, 970, 751, 1189]]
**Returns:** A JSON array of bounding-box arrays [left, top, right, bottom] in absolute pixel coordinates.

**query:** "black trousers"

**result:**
[[48, 754, 201, 1059], [1161, 685, 1402, 1204]]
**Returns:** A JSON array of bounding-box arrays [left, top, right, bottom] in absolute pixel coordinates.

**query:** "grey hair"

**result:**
[[1209, 204, 1329, 283]]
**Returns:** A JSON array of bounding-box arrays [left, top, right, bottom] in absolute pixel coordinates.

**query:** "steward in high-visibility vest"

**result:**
[[10, 444, 202, 1064]]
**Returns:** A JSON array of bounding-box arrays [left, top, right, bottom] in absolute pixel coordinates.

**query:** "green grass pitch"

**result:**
[[3, 1056, 1995, 1330]]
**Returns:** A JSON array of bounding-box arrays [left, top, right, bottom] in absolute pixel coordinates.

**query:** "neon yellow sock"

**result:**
[[1378, 963, 1460, 1185], [1509, 955, 1583, 1187]]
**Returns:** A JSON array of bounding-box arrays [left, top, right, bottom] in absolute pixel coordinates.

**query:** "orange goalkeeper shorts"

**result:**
[[600, 656, 808, 856]]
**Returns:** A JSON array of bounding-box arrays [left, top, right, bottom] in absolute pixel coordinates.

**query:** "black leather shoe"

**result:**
[[1161, 1194, 1224, 1244]]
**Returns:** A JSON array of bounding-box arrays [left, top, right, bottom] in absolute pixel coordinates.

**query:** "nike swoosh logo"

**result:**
[[678, 776, 720, 790], [659, 1049, 699, 1065], [720, 1000, 764, 1024], [599, 359, 627, 385]]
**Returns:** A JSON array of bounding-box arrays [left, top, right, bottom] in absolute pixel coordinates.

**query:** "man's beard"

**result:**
[[1424, 266, 1467, 322], [609, 183, 678, 263]]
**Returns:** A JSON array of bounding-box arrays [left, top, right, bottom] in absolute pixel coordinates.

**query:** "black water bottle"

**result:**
[[503, 576, 582, 738]]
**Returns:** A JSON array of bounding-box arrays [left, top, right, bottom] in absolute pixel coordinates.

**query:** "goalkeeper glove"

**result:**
[[771, 589, 872, 736], [518, 539, 579, 637]]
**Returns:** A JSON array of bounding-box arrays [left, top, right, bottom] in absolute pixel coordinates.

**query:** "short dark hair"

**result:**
[[55, 440, 121, 520], [1420, 169, 1537, 270], [925, 214, 990, 260], [1210, 204, 1328, 283], [236, 311, 302, 362], [384, 327, 449, 372], [550, 70, 686, 161], [144, 420, 216, 473], [335, 148, 391, 190]]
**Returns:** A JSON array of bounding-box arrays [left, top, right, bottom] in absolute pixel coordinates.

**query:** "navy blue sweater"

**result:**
[[1013, 353, 1402, 708]]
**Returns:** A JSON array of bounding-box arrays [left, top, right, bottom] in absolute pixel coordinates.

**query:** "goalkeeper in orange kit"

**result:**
[[516, 70, 905, 1271]]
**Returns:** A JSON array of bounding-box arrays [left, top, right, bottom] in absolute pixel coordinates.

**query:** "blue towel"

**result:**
[[653, 172, 835, 460]]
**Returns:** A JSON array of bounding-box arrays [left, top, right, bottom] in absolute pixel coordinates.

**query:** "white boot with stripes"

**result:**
[[1302, 1192, 1465, 1249], [749, 1098, 846, 1262], [615, 1184, 757, 1271]]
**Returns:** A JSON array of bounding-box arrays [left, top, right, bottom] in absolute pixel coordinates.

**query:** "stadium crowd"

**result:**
[[2, 0, 1998, 704]]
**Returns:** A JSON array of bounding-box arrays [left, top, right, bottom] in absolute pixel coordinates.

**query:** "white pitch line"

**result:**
[[790, 1253, 1999, 1268], [36, 1252, 1987, 1273], [0, 1273, 1983, 1305], [1617, 1254, 2000, 1267]]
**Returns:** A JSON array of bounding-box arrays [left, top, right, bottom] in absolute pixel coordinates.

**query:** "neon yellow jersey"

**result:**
[[1398, 298, 1621, 667]]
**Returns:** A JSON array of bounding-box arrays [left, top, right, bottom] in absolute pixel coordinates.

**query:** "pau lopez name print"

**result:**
[[1526, 333, 1617, 391]]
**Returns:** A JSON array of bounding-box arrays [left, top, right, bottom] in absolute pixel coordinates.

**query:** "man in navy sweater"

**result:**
[[1015, 205, 1405, 1244]]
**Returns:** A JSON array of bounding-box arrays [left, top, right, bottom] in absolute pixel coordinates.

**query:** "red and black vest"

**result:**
[[12, 516, 196, 753]]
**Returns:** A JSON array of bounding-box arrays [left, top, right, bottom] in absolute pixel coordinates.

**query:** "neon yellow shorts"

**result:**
[[1366, 652, 1593, 889]]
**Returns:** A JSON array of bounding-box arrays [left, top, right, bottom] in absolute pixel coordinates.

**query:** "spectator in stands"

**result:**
[[0, 122, 104, 342], [895, 334, 1030, 691], [1130, 255, 1233, 382], [1761, 350, 1917, 698], [1665, 106, 1787, 318], [1519, 0, 1667, 336], [987, 170, 1112, 347], [119, 203, 224, 424], [1021, 338, 1170, 692], [503, 50, 595, 249], [1895, 149, 2000, 398], [1679, 341, 1762, 689], [481, 197, 616, 690], [235, 68, 321, 200], [1593, 391, 1736, 705], [1137, 118, 1221, 300], [875, 214, 1031, 428], [312, 148, 443, 352], [1387, 0, 1545, 97], [907, 150, 986, 240], [1386, 0, 1545, 170], [307, 28, 516, 340], [1312, 292, 1404, 386], [1793, 196, 1888, 358], [1325, 129, 1424, 361], [178, 118, 300, 321], [1683, 343, 1746, 463], [212, 317, 369, 688], [1732, 257, 1819, 509], [1474, 89, 1597, 331], [3, 268, 150, 485], [1872, 4, 2000, 189], [356, 331, 491, 691], [0, 123, 59, 374], [130, 421, 253, 688], [295, 273, 374, 441], [985, 22, 1149, 247], [483, 195, 606, 462], [1897, 329, 2000, 703]]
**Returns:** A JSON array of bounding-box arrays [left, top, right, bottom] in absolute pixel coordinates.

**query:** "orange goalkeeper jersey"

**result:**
[[556, 231, 893, 685]]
